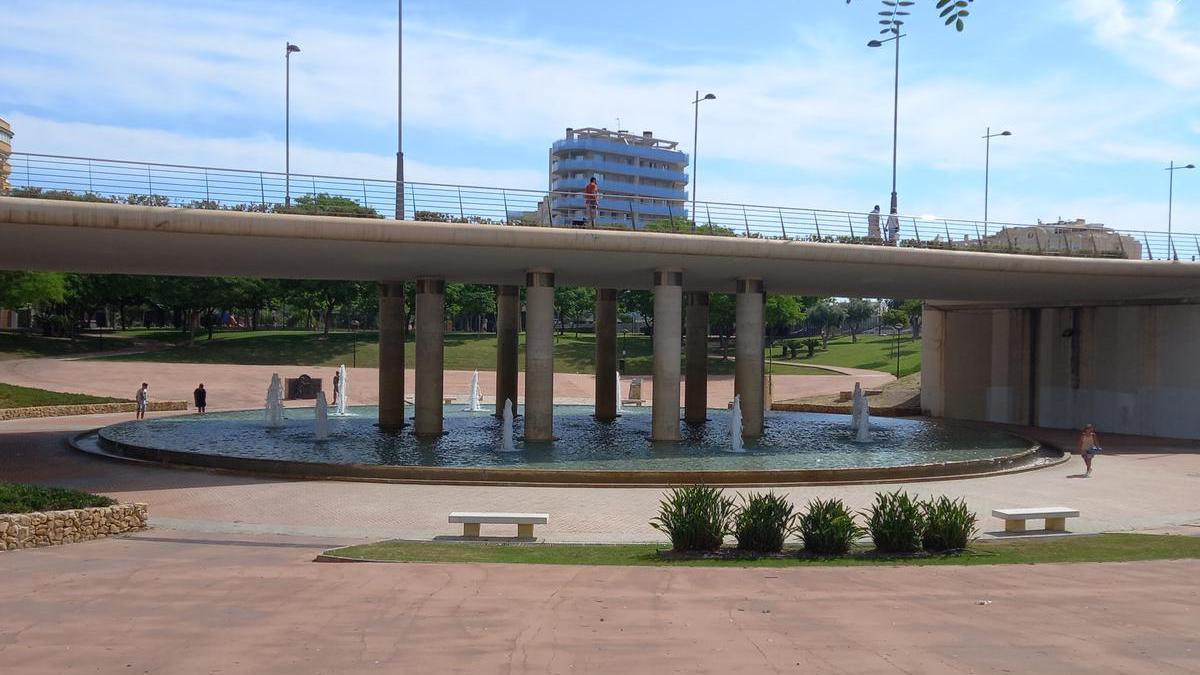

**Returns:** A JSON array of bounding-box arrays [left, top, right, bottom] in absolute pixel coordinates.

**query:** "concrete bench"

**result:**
[[449, 512, 549, 538], [992, 507, 1079, 533]]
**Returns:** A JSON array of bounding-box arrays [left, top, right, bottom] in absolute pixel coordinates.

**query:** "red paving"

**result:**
[[0, 531, 1197, 674]]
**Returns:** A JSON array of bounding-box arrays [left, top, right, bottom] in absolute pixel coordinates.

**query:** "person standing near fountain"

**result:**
[[193, 383, 207, 414], [332, 369, 341, 406], [134, 382, 149, 420], [1079, 424, 1101, 477]]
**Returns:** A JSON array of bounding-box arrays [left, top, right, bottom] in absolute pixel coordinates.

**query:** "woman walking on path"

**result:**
[[1079, 424, 1101, 476]]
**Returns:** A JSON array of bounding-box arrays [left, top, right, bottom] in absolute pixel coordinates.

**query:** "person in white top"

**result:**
[[135, 382, 149, 420]]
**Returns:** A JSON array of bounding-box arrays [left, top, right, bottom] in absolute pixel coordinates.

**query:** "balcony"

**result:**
[[552, 137, 688, 165], [551, 177, 686, 201], [552, 157, 688, 184]]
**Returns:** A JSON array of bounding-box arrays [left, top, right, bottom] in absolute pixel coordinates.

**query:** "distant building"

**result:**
[[546, 127, 689, 229], [0, 117, 12, 193], [982, 219, 1142, 259]]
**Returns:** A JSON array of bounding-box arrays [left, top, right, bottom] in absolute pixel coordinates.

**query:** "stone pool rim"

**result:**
[[75, 420, 1062, 487]]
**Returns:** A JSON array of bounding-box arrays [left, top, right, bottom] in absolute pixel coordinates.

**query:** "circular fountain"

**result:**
[[85, 402, 1054, 486]]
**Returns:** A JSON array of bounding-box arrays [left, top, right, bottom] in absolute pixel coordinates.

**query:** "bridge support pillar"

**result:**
[[495, 285, 520, 417], [685, 291, 709, 424], [378, 281, 407, 429], [594, 288, 618, 422], [735, 278, 765, 437], [652, 270, 683, 441], [414, 277, 445, 437], [524, 271, 555, 441]]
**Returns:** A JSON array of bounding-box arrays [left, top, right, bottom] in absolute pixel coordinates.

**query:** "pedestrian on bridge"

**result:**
[[886, 212, 900, 245], [584, 177, 600, 228], [868, 205, 881, 241]]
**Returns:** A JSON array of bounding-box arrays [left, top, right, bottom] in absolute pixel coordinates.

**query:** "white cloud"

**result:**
[[1067, 0, 1200, 90]]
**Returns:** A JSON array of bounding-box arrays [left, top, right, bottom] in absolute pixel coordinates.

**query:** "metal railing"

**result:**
[[3, 151, 1193, 262]]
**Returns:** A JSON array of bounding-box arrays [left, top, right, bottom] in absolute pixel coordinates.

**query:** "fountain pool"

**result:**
[[90, 404, 1052, 484]]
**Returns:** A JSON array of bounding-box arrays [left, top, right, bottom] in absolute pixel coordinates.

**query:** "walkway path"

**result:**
[[0, 356, 894, 411], [0, 530, 1196, 674]]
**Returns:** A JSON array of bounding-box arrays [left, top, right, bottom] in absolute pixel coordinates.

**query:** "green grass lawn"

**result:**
[[0, 482, 116, 514], [93, 330, 892, 375], [325, 533, 1200, 568], [773, 333, 921, 377], [0, 331, 133, 361], [0, 382, 128, 409]]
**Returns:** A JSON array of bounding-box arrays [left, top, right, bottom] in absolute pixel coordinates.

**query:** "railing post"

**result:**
[[812, 211, 822, 240], [846, 213, 855, 240], [311, 176, 317, 200], [972, 221, 984, 250], [1143, 233, 1154, 261], [943, 220, 952, 248], [629, 199, 637, 230], [146, 165, 154, 198], [502, 189, 511, 225], [458, 187, 465, 221], [259, 173, 266, 207], [24, 155, 31, 188], [1089, 230, 1099, 256], [911, 217, 921, 242], [204, 169, 211, 203], [667, 200, 675, 226], [1004, 227, 1015, 252], [1193, 234, 1199, 261], [87, 159, 94, 193], [741, 205, 750, 237], [777, 208, 788, 240], [362, 180, 369, 209], [1033, 229, 1043, 253], [1169, 232, 1177, 261], [705, 203, 713, 234]]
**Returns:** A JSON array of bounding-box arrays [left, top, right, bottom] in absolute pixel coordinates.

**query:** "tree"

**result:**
[[844, 298, 876, 343], [445, 283, 496, 331], [279, 193, 381, 219], [554, 287, 594, 336], [900, 299, 924, 338], [0, 271, 66, 308], [708, 294, 736, 359], [644, 217, 736, 236], [765, 295, 805, 337], [845, 0, 975, 32], [619, 290, 655, 332], [806, 301, 846, 348], [801, 337, 822, 358], [287, 281, 365, 335], [881, 308, 908, 328]]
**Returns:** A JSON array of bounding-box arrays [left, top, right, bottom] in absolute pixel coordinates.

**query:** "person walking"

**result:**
[[885, 212, 900, 245], [135, 382, 149, 420], [867, 205, 881, 241], [584, 176, 600, 228], [1078, 424, 1101, 476], [193, 383, 207, 414]]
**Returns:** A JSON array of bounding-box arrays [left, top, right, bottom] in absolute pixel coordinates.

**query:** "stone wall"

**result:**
[[0, 400, 187, 421], [1, 503, 148, 551]]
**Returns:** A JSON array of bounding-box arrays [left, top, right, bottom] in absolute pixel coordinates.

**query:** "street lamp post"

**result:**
[[351, 319, 360, 368], [868, 32, 905, 222], [983, 127, 1012, 232], [691, 91, 716, 229], [893, 323, 905, 379], [285, 42, 301, 207], [395, 0, 405, 221], [1166, 160, 1195, 262]]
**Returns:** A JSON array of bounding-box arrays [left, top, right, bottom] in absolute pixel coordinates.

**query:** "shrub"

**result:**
[[650, 485, 735, 552], [733, 492, 796, 553], [921, 496, 978, 552], [864, 490, 925, 554], [796, 498, 862, 556], [0, 482, 116, 514]]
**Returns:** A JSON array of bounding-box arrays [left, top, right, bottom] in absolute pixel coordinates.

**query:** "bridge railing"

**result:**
[[3, 152, 1191, 262]]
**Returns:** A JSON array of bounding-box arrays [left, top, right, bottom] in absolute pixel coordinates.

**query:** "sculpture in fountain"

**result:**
[[729, 394, 744, 452], [500, 399, 517, 451], [465, 370, 484, 412], [265, 373, 285, 428], [314, 391, 330, 440]]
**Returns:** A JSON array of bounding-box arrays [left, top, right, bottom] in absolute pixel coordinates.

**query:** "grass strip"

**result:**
[[0, 382, 128, 409], [324, 533, 1200, 568], [0, 482, 117, 514]]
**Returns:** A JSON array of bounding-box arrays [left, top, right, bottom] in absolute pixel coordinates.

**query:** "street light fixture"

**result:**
[[1166, 160, 1195, 261], [892, 323, 905, 379], [285, 42, 301, 207], [691, 91, 716, 230], [868, 0, 911, 224], [982, 128, 1012, 232]]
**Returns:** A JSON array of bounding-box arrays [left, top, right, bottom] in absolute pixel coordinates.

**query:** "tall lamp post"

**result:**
[[1166, 161, 1194, 261], [868, 1, 910, 222], [690, 91, 716, 228], [982, 127, 1012, 232], [285, 42, 301, 206], [395, 0, 405, 220]]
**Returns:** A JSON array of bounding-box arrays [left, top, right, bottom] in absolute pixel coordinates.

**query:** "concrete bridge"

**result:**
[[3, 196, 1200, 439]]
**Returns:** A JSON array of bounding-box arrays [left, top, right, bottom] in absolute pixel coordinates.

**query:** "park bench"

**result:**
[[448, 512, 549, 538], [622, 378, 645, 406], [992, 507, 1079, 533]]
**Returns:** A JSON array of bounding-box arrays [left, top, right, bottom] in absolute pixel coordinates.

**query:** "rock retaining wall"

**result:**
[[0, 401, 187, 421], [1, 503, 148, 551]]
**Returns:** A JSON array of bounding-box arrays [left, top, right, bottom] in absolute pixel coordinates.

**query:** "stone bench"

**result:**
[[448, 512, 549, 538], [992, 507, 1079, 533]]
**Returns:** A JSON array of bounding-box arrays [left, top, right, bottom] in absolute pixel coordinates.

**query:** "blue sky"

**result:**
[[3, 0, 1200, 232]]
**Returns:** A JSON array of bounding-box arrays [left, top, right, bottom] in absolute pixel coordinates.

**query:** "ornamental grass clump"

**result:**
[[650, 485, 735, 552], [921, 495, 978, 552], [864, 489, 925, 554], [796, 497, 862, 556], [732, 492, 797, 553]]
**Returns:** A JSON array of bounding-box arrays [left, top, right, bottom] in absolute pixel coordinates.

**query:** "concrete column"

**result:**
[[652, 270, 683, 441], [594, 288, 618, 421], [377, 281, 407, 429], [495, 285, 520, 417], [414, 278, 445, 437], [735, 278, 765, 437], [524, 271, 555, 441], [684, 291, 709, 424]]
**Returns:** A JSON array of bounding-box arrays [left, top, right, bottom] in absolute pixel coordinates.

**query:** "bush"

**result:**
[[733, 492, 796, 553], [0, 482, 116, 514], [921, 496, 978, 552], [864, 490, 925, 554], [796, 498, 862, 556], [650, 485, 735, 552]]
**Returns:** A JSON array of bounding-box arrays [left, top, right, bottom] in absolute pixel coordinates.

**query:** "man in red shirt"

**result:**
[[583, 176, 599, 228]]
